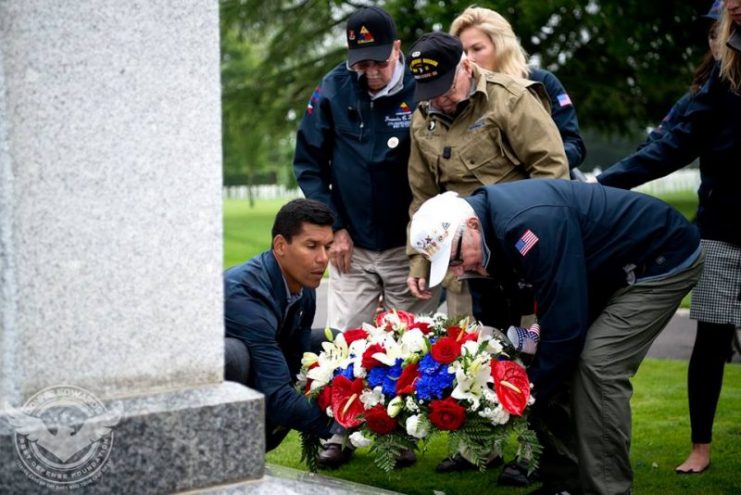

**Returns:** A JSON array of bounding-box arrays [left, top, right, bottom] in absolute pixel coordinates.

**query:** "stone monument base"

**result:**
[[0, 382, 263, 494]]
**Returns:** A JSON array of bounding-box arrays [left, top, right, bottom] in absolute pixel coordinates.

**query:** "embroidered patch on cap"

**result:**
[[358, 26, 375, 44], [515, 229, 539, 256]]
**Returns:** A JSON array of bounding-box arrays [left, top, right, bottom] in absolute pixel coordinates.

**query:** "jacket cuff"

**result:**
[[409, 254, 430, 279]]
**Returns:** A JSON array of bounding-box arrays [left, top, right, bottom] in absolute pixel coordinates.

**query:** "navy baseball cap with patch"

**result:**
[[346, 7, 397, 66], [408, 32, 464, 101]]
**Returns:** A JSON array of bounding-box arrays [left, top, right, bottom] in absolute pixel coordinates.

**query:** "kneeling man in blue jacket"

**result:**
[[410, 180, 703, 495], [224, 198, 335, 451]]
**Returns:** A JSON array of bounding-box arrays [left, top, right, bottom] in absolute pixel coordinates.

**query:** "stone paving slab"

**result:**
[[181, 464, 403, 495]]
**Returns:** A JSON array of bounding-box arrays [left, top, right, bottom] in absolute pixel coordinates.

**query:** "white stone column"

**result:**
[[0, 1, 263, 492]]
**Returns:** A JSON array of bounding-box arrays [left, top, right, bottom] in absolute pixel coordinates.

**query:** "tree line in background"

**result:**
[[221, 0, 713, 187]]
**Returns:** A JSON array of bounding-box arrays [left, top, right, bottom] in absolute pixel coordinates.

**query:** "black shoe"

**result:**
[[394, 448, 417, 469], [498, 458, 541, 486], [317, 443, 353, 469], [435, 453, 504, 473]]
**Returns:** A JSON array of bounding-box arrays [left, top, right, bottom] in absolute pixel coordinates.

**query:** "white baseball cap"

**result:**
[[409, 191, 475, 287]]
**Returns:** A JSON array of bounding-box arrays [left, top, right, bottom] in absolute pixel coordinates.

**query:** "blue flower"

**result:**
[[416, 354, 454, 400], [335, 363, 355, 380], [366, 359, 404, 398]]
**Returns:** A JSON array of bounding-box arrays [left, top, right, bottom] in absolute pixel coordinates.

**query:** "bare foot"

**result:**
[[675, 443, 711, 473]]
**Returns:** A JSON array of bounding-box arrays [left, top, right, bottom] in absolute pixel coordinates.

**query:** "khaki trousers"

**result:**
[[539, 254, 703, 494], [328, 246, 441, 330]]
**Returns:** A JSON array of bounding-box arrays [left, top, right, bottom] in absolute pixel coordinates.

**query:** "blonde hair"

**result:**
[[449, 6, 529, 78], [718, 8, 741, 93]]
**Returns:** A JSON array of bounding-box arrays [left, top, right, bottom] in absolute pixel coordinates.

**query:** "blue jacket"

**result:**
[[224, 251, 330, 438], [294, 62, 416, 251], [640, 92, 692, 147], [529, 68, 586, 169], [466, 180, 700, 402], [598, 65, 741, 246]]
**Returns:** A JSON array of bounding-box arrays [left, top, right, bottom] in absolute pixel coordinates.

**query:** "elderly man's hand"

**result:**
[[329, 229, 354, 273], [407, 276, 433, 300]]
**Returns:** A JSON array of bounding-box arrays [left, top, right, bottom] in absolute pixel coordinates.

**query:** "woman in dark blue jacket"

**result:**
[[598, 1, 741, 474]]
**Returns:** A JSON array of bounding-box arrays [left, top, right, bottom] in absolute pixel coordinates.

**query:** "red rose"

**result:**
[[491, 360, 531, 416], [364, 405, 397, 435], [409, 321, 432, 334], [361, 343, 386, 369], [317, 385, 332, 411], [395, 362, 420, 395], [428, 397, 466, 431], [331, 376, 366, 428], [343, 328, 369, 346], [374, 309, 416, 330], [430, 336, 462, 364]]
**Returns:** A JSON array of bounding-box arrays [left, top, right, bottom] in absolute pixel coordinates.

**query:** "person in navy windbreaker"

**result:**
[[598, 0, 741, 476], [293, 6, 440, 337], [224, 199, 335, 451], [409, 181, 703, 495]]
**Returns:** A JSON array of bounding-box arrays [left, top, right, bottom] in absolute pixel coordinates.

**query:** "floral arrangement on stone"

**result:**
[[297, 310, 541, 473]]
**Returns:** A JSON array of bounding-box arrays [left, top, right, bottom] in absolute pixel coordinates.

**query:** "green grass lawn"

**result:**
[[265, 359, 741, 495]]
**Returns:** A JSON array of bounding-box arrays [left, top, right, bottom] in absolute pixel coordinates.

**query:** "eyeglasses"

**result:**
[[449, 230, 464, 267], [352, 55, 394, 72]]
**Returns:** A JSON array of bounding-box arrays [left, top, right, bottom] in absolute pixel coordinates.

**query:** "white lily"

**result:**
[[301, 352, 319, 368], [450, 355, 491, 411], [371, 333, 407, 366]]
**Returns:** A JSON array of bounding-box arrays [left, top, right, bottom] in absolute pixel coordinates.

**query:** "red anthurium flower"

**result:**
[[446, 326, 478, 344], [317, 384, 332, 411], [331, 376, 366, 428], [491, 360, 531, 416], [361, 343, 386, 369], [374, 309, 416, 330], [395, 362, 420, 395], [428, 397, 466, 431], [343, 328, 369, 346], [364, 405, 397, 435], [430, 336, 462, 364]]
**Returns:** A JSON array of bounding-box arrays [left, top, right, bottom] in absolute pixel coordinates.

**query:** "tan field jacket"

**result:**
[[407, 65, 569, 284]]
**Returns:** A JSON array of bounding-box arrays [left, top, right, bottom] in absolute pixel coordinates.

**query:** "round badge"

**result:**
[[387, 137, 399, 149]]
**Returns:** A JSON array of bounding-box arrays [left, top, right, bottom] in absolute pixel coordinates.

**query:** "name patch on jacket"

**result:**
[[384, 102, 413, 129], [515, 229, 539, 256]]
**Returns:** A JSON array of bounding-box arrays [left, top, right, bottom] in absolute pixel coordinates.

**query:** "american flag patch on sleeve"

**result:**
[[515, 229, 539, 256], [557, 93, 572, 107]]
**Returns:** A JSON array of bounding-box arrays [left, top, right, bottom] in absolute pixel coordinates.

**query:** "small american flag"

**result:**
[[515, 229, 539, 256], [557, 93, 572, 107]]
